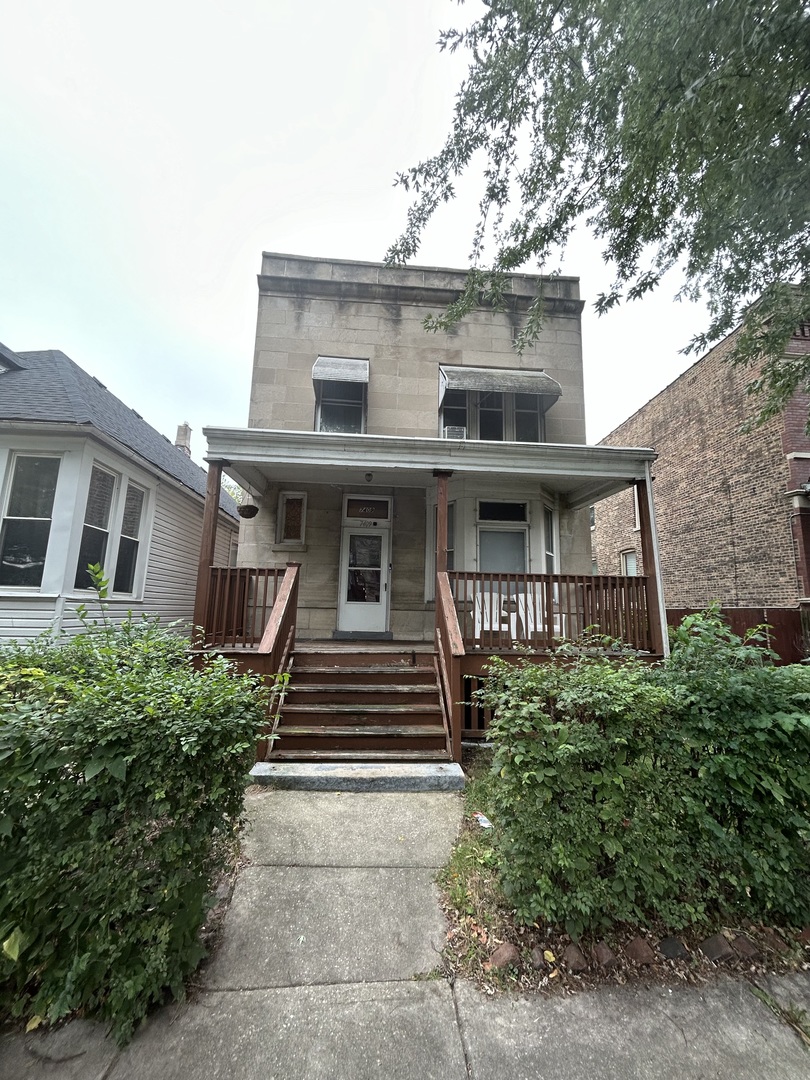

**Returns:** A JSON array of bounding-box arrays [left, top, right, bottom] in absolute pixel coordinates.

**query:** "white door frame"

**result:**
[[336, 494, 392, 634]]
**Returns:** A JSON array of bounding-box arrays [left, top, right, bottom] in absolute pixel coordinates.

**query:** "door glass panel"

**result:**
[[346, 499, 390, 520], [479, 530, 526, 573], [346, 534, 382, 603]]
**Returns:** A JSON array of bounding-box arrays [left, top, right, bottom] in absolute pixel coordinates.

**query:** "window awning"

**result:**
[[312, 356, 370, 383], [439, 365, 562, 405]]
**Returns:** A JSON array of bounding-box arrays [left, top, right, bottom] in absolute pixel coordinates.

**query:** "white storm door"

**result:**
[[337, 524, 391, 633]]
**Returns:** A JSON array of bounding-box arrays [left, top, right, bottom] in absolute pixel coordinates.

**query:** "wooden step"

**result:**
[[268, 748, 451, 762], [274, 732, 447, 752], [279, 706, 442, 728], [285, 685, 440, 705], [292, 650, 434, 670], [279, 724, 446, 738], [290, 666, 436, 685]]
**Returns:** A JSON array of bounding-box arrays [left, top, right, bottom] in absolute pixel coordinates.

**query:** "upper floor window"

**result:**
[[0, 454, 61, 587], [312, 356, 369, 434], [443, 389, 545, 442], [316, 379, 366, 433], [438, 365, 561, 442]]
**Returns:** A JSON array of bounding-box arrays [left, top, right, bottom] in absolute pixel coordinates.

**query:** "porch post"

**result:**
[[636, 469, 668, 657], [193, 459, 224, 643], [434, 470, 452, 574]]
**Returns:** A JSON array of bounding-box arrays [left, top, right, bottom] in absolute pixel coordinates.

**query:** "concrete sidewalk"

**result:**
[[2, 790, 808, 1079]]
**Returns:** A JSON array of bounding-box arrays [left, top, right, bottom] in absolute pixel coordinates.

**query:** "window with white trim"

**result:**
[[477, 501, 529, 573], [543, 506, 556, 574], [74, 465, 149, 594], [621, 549, 639, 576], [113, 484, 146, 593], [0, 454, 61, 587]]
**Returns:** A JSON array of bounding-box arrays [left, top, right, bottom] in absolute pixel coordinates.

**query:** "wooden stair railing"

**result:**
[[436, 571, 465, 763]]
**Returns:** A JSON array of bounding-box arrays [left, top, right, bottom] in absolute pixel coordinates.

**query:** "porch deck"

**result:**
[[198, 564, 663, 762]]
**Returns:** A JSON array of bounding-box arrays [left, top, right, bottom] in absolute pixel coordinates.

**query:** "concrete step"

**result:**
[[250, 760, 465, 791]]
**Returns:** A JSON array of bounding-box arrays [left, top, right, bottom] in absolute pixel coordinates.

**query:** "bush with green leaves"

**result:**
[[662, 608, 810, 924], [478, 609, 810, 938], [0, 613, 267, 1043], [482, 656, 709, 938]]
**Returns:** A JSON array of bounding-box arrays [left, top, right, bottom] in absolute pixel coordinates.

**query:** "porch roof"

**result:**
[[204, 428, 657, 511]]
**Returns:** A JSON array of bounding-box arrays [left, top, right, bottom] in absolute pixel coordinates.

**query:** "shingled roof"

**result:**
[[0, 345, 237, 518]]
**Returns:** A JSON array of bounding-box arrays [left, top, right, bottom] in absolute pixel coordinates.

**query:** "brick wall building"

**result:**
[[593, 325, 810, 610]]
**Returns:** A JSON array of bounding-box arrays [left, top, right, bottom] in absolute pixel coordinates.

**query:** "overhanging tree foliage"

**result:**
[[388, 0, 810, 425]]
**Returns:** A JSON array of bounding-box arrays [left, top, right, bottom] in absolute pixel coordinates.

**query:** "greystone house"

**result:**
[[194, 254, 666, 762]]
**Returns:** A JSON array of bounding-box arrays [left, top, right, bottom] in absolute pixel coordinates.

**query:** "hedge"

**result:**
[[0, 614, 268, 1042]]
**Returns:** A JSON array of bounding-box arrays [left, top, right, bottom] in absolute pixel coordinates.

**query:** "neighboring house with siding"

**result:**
[[0, 342, 238, 640], [592, 322, 810, 615]]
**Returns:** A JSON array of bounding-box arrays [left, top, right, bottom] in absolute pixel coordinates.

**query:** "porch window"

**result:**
[[544, 506, 557, 574], [277, 492, 307, 545], [312, 356, 369, 434], [0, 454, 61, 588], [478, 501, 528, 573]]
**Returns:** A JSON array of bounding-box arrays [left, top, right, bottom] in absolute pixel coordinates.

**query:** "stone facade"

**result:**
[[238, 253, 592, 640], [593, 325, 810, 608]]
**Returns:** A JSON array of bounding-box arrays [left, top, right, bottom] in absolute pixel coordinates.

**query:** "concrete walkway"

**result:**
[[2, 790, 809, 1079]]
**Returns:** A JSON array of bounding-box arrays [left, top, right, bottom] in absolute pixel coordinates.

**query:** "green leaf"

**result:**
[[106, 757, 127, 780], [3, 926, 26, 962]]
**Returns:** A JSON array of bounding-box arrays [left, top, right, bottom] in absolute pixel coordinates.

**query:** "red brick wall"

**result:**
[[594, 329, 810, 608]]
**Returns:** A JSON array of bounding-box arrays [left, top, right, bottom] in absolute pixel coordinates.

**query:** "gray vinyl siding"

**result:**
[[0, 596, 61, 641], [139, 483, 237, 630]]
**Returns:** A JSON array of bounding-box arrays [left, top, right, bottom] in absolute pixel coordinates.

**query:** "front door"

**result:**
[[336, 495, 392, 633]]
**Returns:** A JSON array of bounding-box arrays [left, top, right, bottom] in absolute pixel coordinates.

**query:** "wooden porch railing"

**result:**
[[447, 571, 655, 653], [204, 567, 285, 648], [436, 572, 465, 762]]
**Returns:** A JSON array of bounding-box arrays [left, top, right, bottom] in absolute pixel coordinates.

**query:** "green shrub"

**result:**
[[478, 610, 810, 937], [482, 656, 707, 938], [661, 607, 810, 924], [0, 615, 267, 1043]]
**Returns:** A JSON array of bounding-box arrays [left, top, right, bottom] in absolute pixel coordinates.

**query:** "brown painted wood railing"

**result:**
[[257, 564, 300, 676], [205, 567, 285, 648], [447, 572, 654, 653], [436, 571, 465, 762]]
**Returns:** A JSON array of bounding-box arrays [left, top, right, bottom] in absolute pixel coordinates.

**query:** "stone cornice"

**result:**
[[256, 274, 585, 318]]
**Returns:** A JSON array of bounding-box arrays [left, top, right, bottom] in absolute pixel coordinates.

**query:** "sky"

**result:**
[[0, 0, 711, 462]]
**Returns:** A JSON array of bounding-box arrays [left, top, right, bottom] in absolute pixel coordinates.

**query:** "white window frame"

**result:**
[[0, 452, 62, 590], [275, 491, 308, 548], [621, 549, 639, 576], [476, 500, 530, 573], [71, 456, 153, 599], [543, 505, 558, 574]]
